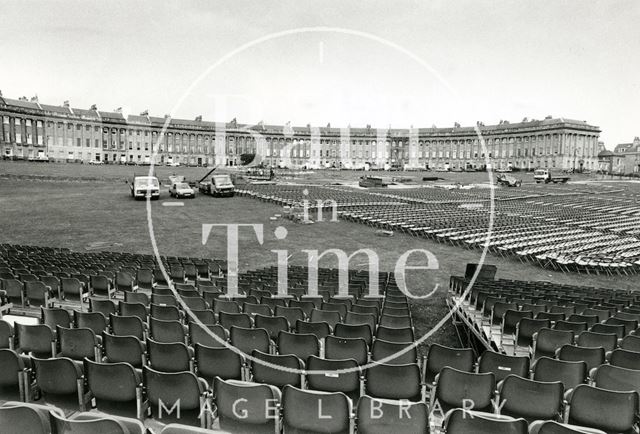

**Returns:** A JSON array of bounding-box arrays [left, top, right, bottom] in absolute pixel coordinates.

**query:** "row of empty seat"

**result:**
[[4, 241, 635, 433], [446, 275, 640, 433], [0, 399, 620, 433], [238, 182, 640, 274], [1, 243, 435, 432]]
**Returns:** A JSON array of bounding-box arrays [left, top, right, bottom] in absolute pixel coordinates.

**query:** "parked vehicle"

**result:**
[[497, 173, 522, 187], [89, 160, 104, 165], [534, 169, 570, 184], [130, 175, 160, 200], [169, 181, 195, 198], [28, 150, 49, 162], [199, 174, 235, 197], [28, 155, 50, 163], [359, 175, 387, 188]]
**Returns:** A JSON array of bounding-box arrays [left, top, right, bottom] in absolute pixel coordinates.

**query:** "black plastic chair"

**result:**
[[0, 349, 27, 401], [250, 350, 303, 389], [305, 356, 361, 402], [32, 356, 91, 411], [365, 362, 424, 402], [566, 384, 639, 433], [424, 344, 474, 385], [16, 324, 55, 358], [214, 377, 281, 434], [281, 385, 351, 434], [533, 356, 587, 392], [477, 350, 530, 383], [277, 331, 320, 360], [194, 344, 244, 385], [188, 323, 227, 348], [433, 367, 495, 414], [229, 326, 270, 355], [147, 339, 193, 373], [85, 358, 143, 419], [102, 332, 146, 368], [57, 326, 100, 361], [0, 401, 62, 434], [444, 408, 527, 434], [371, 339, 418, 366], [356, 395, 429, 434], [498, 374, 563, 423], [325, 335, 368, 365], [143, 366, 210, 428]]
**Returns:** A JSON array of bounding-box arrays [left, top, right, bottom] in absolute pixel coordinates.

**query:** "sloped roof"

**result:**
[[127, 114, 150, 124], [4, 98, 40, 110], [72, 108, 100, 119], [40, 104, 72, 115], [149, 116, 168, 126], [98, 111, 126, 122], [168, 117, 205, 127], [614, 142, 637, 153]]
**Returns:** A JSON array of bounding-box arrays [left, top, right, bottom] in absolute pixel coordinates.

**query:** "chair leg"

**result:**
[[136, 386, 148, 420], [18, 370, 26, 402]]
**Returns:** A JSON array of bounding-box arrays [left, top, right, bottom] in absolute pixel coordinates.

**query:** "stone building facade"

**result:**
[[0, 93, 601, 171], [600, 137, 640, 175]]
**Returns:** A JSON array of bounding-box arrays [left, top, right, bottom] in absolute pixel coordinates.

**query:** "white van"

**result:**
[[130, 176, 160, 200]]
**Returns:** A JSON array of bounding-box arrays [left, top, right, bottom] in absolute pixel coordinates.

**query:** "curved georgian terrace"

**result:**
[[1, 94, 601, 172]]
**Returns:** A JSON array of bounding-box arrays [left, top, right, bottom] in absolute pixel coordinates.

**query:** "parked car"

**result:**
[[169, 182, 195, 198], [130, 175, 160, 200], [89, 160, 104, 165]]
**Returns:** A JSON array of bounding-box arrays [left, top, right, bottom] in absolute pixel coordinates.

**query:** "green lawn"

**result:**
[[0, 161, 634, 353]]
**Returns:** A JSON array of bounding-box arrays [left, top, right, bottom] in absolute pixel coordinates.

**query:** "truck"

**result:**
[[359, 175, 387, 188], [199, 174, 235, 197], [130, 175, 160, 200], [533, 169, 570, 184], [497, 173, 522, 187]]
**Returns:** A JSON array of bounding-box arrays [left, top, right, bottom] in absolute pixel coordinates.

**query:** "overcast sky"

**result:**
[[1, 0, 638, 147]]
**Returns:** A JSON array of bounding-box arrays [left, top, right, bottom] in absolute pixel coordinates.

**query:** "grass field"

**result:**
[[0, 159, 601, 185], [0, 161, 635, 353]]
